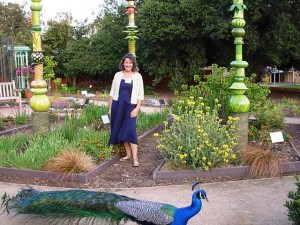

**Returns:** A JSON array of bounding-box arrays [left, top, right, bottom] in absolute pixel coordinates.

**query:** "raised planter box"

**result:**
[[0, 154, 121, 183], [0, 121, 166, 183], [153, 160, 300, 180]]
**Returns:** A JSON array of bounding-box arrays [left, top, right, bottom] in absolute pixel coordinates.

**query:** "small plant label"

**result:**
[[270, 131, 284, 143], [101, 115, 110, 124]]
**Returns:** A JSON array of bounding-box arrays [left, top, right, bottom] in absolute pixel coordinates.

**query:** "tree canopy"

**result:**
[[0, 1, 32, 46], [1, 0, 300, 90]]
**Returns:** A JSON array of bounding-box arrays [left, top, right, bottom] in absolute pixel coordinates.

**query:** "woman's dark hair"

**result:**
[[118, 53, 139, 72]]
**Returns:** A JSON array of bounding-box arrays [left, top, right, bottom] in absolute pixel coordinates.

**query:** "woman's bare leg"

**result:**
[[123, 142, 132, 157], [130, 143, 139, 166]]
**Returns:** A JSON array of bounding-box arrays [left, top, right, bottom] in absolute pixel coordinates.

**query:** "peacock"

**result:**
[[1, 181, 208, 225]]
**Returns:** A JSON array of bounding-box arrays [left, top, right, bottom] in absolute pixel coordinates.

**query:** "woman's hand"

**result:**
[[130, 108, 139, 118]]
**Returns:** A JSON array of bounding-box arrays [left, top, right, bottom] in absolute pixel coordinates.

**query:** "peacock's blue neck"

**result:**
[[170, 192, 202, 225]]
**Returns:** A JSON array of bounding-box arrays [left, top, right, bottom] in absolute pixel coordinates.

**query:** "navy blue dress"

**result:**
[[109, 79, 137, 145]]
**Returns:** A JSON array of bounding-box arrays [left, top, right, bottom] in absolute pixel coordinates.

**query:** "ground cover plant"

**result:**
[[0, 103, 168, 173], [285, 176, 300, 225]]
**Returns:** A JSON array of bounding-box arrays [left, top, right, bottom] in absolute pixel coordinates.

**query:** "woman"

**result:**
[[108, 53, 144, 167]]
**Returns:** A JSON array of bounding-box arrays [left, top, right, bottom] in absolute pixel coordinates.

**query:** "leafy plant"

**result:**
[[156, 98, 238, 170], [44, 56, 57, 91], [0, 104, 168, 171], [137, 110, 169, 131], [14, 111, 29, 125], [255, 100, 284, 130], [77, 128, 113, 162], [285, 176, 300, 225], [0, 118, 4, 130], [174, 65, 270, 122], [144, 86, 154, 95]]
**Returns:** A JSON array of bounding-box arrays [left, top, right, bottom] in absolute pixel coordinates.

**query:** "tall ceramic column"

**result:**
[[30, 0, 51, 134], [228, 0, 250, 152], [125, 0, 138, 56]]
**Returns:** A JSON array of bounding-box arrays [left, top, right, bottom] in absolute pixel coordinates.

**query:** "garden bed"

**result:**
[[153, 146, 300, 180], [0, 122, 299, 188], [0, 121, 165, 184]]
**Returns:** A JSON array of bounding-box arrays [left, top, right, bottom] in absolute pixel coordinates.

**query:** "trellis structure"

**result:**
[[0, 37, 15, 82], [14, 45, 31, 90], [0, 37, 31, 89]]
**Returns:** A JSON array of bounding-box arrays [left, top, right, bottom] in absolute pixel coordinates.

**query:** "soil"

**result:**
[[0, 89, 299, 189]]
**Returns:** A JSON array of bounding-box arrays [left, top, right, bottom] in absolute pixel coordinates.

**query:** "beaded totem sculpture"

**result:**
[[124, 0, 138, 56], [30, 0, 51, 133]]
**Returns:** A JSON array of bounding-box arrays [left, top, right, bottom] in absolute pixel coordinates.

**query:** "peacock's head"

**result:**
[[192, 181, 209, 202]]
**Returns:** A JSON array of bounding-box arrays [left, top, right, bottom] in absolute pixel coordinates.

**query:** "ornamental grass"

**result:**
[[43, 150, 96, 174], [242, 145, 280, 178]]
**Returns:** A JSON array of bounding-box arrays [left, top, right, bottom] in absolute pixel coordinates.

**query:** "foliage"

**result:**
[[14, 111, 29, 125], [254, 100, 284, 130], [3, 0, 300, 89], [0, 118, 4, 130], [0, 102, 167, 170], [137, 110, 169, 131], [0, 133, 30, 167], [285, 176, 300, 225], [248, 99, 285, 150], [156, 98, 238, 170], [42, 15, 75, 76], [0, 130, 73, 170], [173, 65, 270, 122], [280, 98, 300, 116], [77, 128, 113, 162], [144, 86, 154, 95], [44, 56, 58, 91], [242, 146, 280, 178], [0, 2, 32, 45]]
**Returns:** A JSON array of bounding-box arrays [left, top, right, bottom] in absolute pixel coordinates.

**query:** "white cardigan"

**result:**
[[109, 71, 144, 104]]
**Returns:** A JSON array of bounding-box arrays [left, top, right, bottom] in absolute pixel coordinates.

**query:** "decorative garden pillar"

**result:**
[[30, 0, 51, 134], [228, 0, 250, 153], [125, 0, 138, 56]]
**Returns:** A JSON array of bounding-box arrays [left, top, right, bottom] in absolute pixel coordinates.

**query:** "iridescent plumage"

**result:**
[[1, 182, 208, 225]]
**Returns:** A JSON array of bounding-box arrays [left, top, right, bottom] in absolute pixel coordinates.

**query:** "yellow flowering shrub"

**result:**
[[156, 98, 238, 170]]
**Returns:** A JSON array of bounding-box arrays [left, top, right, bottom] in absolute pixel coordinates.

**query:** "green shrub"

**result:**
[[0, 118, 4, 130], [255, 100, 284, 130], [173, 64, 270, 121], [156, 98, 238, 170], [137, 110, 169, 131], [14, 111, 29, 125], [76, 128, 113, 162], [0, 133, 30, 167], [144, 86, 154, 95], [285, 176, 300, 225]]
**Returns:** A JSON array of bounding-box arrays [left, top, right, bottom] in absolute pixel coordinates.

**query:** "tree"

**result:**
[[42, 13, 75, 76], [0, 2, 32, 46]]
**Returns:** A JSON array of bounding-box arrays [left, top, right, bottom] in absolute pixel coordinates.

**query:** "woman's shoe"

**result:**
[[119, 155, 131, 162], [133, 160, 140, 167]]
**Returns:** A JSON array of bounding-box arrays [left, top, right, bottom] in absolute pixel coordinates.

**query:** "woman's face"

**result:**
[[123, 58, 134, 72]]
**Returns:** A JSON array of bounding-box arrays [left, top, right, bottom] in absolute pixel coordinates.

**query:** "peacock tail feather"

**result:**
[[2, 187, 135, 224], [1, 182, 207, 225]]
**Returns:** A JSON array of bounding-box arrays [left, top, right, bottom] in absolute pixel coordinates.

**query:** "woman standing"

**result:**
[[108, 53, 144, 167]]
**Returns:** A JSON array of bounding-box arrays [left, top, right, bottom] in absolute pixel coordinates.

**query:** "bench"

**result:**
[[0, 81, 22, 108]]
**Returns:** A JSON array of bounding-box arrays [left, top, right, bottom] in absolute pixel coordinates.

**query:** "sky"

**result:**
[[1, 0, 123, 23]]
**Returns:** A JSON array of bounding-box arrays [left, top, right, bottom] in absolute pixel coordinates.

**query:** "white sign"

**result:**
[[101, 115, 110, 124], [270, 131, 284, 143]]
